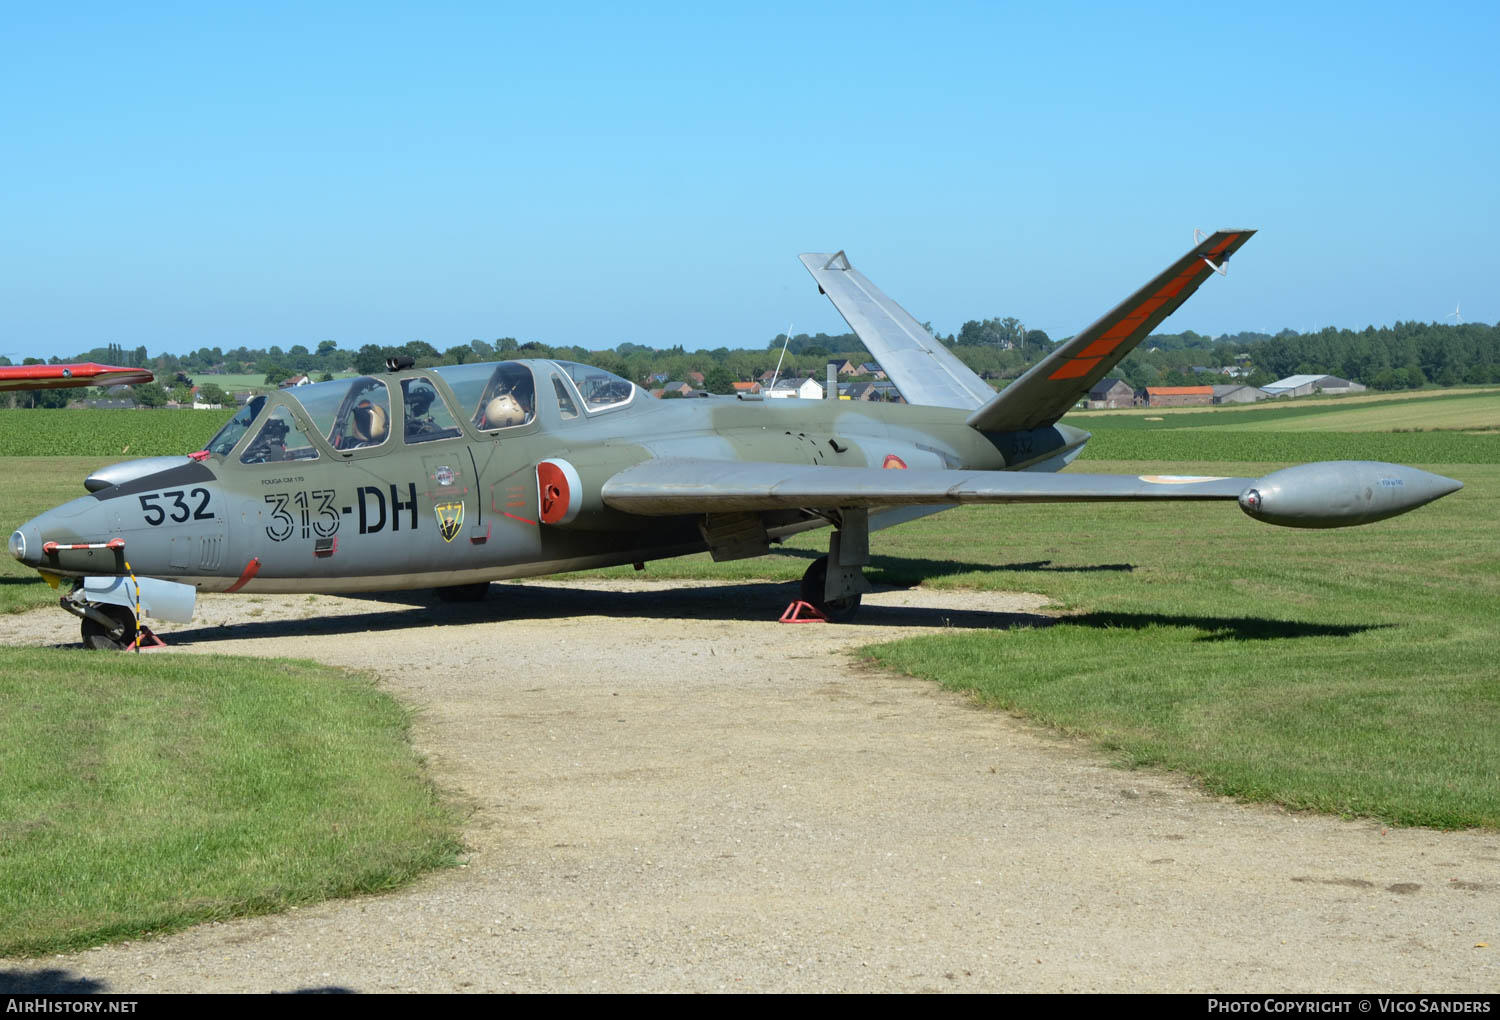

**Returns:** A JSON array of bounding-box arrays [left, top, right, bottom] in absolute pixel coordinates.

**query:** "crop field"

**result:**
[[0, 408, 235, 458], [1069, 389, 1500, 463], [193, 372, 357, 394], [1175, 395, 1500, 433]]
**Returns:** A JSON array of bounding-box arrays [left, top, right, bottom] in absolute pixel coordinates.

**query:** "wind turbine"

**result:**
[[1447, 301, 1463, 325]]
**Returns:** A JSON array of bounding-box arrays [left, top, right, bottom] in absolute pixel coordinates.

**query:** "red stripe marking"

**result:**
[[1048, 357, 1100, 380], [1050, 236, 1239, 383], [503, 512, 538, 526], [225, 557, 261, 593]]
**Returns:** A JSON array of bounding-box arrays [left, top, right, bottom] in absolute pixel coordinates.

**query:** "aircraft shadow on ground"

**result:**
[[1055, 611, 1389, 642], [0, 966, 354, 994], [164, 580, 1055, 647], [0, 967, 107, 994]]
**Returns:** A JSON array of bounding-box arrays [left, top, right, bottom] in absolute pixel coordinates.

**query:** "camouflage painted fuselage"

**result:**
[[12, 361, 1086, 594]]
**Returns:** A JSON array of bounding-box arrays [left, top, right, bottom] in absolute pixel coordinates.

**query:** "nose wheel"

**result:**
[[79, 604, 138, 651]]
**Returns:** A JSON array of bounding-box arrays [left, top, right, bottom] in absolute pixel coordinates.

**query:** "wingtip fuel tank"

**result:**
[[1238, 461, 1463, 528]]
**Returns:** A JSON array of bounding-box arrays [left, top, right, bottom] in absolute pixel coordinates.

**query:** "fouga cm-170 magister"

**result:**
[[9, 230, 1463, 648]]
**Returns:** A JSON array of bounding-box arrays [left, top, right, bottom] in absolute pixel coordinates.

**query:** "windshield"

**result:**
[[206, 395, 265, 457], [431, 362, 536, 431], [240, 405, 320, 464], [552, 361, 636, 412]]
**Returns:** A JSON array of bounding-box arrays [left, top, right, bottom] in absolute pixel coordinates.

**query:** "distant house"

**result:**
[[826, 359, 858, 377], [766, 377, 824, 400], [1212, 384, 1269, 404], [660, 381, 694, 397], [857, 362, 886, 380], [686, 371, 705, 386], [1263, 374, 1367, 398], [1144, 385, 1214, 407], [649, 372, 670, 384], [841, 382, 878, 401], [279, 374, 312, 388], [1087, 378, 1135, 409], [731, 381, 762, 395], [757, 368, 780, 386], [85, 398, 137, 410]]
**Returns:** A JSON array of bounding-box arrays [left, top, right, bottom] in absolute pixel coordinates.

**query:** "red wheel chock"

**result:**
[[129, 626, 169, 652], [779, 600, 828, 624]]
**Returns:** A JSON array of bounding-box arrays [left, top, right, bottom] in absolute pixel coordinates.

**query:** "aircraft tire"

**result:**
[[436, 582, 491, 603], [80, 604, 137, 651], [800, 555, 862, 623]]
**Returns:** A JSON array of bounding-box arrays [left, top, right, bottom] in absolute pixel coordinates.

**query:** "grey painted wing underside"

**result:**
[[601, 458, 1250, 515], [799, 252, 997, 410]]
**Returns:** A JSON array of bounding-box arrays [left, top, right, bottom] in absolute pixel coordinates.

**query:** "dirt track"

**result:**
[[2, 579, 1496, 993]]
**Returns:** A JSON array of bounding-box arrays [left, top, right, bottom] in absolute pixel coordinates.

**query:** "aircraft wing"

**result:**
[[966, 230, 1255, 433], [601, 458, 1248, 515], [799, 252, 996, 409], [0, 363, 154, 392]]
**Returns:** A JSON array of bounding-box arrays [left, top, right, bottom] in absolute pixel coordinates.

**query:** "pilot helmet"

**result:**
[[351, 401, 388, 442], [484, 393, 525, 428], [407, 385, 435, 416]]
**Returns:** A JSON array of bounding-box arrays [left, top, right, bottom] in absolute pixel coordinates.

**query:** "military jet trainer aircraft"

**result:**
[[9, 230, 1463, 648]]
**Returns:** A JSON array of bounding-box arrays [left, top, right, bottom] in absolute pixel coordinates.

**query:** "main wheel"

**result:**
[[800, 555, 862, 622], [80, 604, 137, 651], [436, 581, 491, 603]]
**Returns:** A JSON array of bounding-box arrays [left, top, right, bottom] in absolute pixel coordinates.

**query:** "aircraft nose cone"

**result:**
[[8, 529, 25, 562]]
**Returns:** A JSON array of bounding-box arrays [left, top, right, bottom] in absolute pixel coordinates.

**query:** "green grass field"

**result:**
[[0, 650, 461, 957]]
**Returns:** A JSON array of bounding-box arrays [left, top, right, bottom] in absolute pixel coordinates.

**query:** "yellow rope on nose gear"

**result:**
[[124, 560, 142, 652]]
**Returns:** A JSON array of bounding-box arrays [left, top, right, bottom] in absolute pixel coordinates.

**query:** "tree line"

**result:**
[[3, 318, 1495, 408]]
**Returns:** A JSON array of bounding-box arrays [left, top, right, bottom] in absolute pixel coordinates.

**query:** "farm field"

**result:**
[[193, 372, 358, 394], [0, 408, 234, 458], [1067, 384, 1500, 420], [1173, 393, 1500, 432]]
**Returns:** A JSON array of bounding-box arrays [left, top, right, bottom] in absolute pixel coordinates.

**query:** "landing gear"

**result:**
[[799, 506, 873, 622], [79, 604, 137, 651], [436, 581, 491, 603], [800, 556, 862, 622]]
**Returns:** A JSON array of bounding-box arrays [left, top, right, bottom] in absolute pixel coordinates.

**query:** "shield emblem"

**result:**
[[434, 501, 464, 543]]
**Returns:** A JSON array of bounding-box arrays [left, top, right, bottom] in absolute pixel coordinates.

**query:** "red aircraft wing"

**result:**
[[0, 363, 154, 392]]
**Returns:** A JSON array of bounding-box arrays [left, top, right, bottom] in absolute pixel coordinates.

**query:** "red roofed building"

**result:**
[[1144, 385, 1214, 407]]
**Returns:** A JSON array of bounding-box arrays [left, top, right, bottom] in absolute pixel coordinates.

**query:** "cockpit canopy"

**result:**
[[202, 360, 641, 465]]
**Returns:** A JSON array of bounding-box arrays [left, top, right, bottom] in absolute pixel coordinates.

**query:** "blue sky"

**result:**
[[3, 2, 1496, 360]]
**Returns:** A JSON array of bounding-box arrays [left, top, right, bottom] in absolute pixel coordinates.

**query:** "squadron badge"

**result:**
[[434, 501, 465, 543]]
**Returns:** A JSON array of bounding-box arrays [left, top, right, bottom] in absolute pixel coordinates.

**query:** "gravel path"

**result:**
[[2, 579, 1496, 993]]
